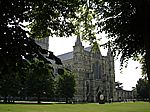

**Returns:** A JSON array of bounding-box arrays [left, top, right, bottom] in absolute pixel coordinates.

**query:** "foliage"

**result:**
[[140, 57, 147, 76], [136, 78, 150, 100], [0, 59, 29, 103], [0, 0, 83, 63], [0, 66, 21, 103], [94, 0, 149, 61], [84, 0, 150, 83], [0, 0, 82, 80], [0, 59, 55, 103], [0, 0, 82, 103], [56, 69, 76, 103], [25, 60, 54, 103], [29, 0, 82, 38], [72, 4, 98, 44], [70, 0, 150, 83]]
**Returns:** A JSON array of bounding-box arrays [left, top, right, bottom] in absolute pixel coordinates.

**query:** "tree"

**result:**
[[0, 59, 33, 103], [0, 0, 82, 102], [136, 78, 150, 101], [0, 0, 82, 82], [56, 69, 76, 103], [72, 4, 97, 43], [25, 60, 54, 104], [0, 65, 21, 103], [81, 0, 150, 84]]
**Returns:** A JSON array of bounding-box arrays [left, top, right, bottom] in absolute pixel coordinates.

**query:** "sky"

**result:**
[[49, 36, 142, 91]]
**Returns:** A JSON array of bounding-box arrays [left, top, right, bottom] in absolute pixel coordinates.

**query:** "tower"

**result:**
[[73, 35, 84, 71], [73, 36, 85, 102]]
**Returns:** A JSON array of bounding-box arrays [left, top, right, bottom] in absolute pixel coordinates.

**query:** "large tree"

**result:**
[[0, 0, 83, 100], [25, 60, 54, 104], [0, 0, 82, 72], [0, 0, 85, 104], [87, 0, 150, 83]]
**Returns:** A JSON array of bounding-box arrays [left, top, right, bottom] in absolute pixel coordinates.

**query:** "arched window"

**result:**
[[93, 61, 101, 79]]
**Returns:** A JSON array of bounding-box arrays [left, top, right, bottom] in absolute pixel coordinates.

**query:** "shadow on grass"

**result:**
[[0, 101, 91, 105], [0, 101, 54, 105]]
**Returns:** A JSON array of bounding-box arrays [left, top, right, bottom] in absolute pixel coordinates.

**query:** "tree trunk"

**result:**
[[66, 97, 68, 104], [3, 96, 7, 103], [145, 48, 150, 84], [144, 35, 150, 102], [37, 96, 41, 104]]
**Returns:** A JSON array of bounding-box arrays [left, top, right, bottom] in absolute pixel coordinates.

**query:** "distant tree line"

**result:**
[[0, 60, 75, 104]]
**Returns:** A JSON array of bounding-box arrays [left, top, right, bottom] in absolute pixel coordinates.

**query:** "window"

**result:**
[[93, 61, 101, 79]]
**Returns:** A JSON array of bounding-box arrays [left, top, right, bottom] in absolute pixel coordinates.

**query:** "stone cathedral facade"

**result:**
[[57, 36, 116, 102], [36, 37, 135, 102]]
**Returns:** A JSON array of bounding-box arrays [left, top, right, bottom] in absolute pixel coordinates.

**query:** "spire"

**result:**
[[75, 35, 82, 46]]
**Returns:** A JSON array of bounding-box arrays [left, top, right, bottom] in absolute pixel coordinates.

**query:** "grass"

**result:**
[[0, 102, 150, 112]]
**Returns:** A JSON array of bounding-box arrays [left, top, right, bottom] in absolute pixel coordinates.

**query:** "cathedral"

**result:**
[[57, 36, 116, 102], [36, 36, 135, 103]]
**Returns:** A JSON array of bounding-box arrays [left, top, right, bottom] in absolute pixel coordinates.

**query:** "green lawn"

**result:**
[[0, 102, 150, 112]]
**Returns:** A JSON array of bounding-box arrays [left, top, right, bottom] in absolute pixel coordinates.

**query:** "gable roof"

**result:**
[[57, 46, 92, 61], [57, 52, 73, 61], [84, 46, 92, 52]]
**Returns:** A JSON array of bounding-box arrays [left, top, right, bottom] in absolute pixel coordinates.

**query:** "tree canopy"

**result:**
[[0, 0, 82, 69], [72, 0, 150, 83], [25, 60, 54, 104], [84, 0, 150, 83], [0, 0, 81, 103], [95, 0, 149, 61]]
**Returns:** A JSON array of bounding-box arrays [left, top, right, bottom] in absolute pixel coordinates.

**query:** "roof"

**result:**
[[84, 46, 92, 52], [57, 46, 92, 61], [57, 52, 73, 61]]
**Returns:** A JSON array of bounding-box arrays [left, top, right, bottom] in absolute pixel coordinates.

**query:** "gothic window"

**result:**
[[93, 62, 101, 79]]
